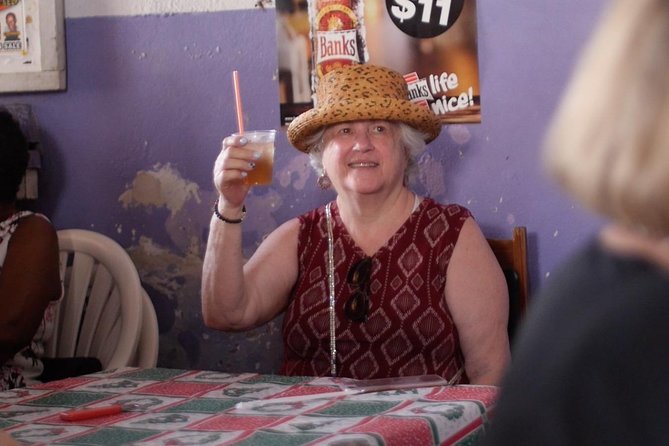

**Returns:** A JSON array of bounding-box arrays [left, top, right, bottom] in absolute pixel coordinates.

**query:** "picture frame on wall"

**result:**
[[0, 0, 66, 93]]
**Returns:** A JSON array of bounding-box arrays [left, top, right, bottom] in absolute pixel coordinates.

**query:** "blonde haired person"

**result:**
[[484, 0, 669, 444], [202, 64, 510, 385]]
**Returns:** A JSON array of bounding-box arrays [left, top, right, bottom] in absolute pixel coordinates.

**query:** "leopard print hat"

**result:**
[[287, 64, 442, 153]]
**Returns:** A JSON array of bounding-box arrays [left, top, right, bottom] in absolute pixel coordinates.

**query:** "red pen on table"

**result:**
[[60, 403, 136, 421]]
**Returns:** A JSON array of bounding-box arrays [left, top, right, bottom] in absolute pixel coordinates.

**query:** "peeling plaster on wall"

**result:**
[[446, 125, 472, 145], [127, 236, 206, 367], [279, 155, 312, 191], [119, 164, 210, 367], [131, 236, 202, 296], [119, 163, 201, 217], [118, 163, 286, 371], [183, 44, 222, 60], [130, 50, 148, 60], [164, 196, 210, 257]]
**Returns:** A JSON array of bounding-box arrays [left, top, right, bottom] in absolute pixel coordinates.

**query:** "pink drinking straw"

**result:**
[[232, 70, 245, 134]]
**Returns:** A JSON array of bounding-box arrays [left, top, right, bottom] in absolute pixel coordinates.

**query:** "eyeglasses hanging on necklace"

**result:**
[[345, 257, 372, 322]]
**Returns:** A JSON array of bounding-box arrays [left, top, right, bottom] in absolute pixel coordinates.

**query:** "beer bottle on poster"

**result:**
[[308, 0, 369, 95]]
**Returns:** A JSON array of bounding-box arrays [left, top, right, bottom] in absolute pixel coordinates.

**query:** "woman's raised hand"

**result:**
[[213, 134, 260, 208]]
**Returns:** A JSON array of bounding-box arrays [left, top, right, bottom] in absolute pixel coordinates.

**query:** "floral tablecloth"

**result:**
[[0, 367, 497, 445]]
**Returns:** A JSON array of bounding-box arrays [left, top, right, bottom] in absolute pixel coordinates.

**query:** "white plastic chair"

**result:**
[[47, 229, 143, 369], [131, 289, 160, 367]]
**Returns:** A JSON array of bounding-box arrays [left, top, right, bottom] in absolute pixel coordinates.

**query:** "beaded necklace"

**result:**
[[325, 202, 337, 376]]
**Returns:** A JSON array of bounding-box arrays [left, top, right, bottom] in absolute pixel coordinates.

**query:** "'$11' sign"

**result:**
[[386, 0, 464, 38], [390, 0, 454, 26]]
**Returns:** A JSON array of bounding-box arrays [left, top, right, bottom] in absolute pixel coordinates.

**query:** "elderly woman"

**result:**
[[202, 64, 510, 385]]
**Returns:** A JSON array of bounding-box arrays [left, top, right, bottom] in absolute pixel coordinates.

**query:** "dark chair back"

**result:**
[[487, 227, 529, 341]]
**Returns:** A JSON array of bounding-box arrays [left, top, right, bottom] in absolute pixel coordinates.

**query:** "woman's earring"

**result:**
[[317, 173, 331, 190]]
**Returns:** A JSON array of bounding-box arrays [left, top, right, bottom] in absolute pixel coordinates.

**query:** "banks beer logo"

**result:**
[[317, 29, 359, 63], [315, 4, 360, 74], [404, 72, 433, 107], [310, 0, 368, 84], [0, 0, 20, 12]]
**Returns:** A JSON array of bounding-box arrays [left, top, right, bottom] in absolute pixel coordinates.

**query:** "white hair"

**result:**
[[304, 122, 428, 184]]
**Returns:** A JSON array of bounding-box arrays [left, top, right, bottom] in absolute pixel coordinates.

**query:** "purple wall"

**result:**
[[0, 2, 607, 372]]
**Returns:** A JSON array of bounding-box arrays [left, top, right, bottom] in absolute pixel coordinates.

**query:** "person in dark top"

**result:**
[[484, 0, 669, 444]]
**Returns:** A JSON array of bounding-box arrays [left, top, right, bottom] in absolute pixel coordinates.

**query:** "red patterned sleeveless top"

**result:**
[[280, 197, 472, 382]]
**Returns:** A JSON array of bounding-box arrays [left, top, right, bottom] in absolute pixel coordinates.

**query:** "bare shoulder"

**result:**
[[11, 214, 58, 246], [455, 216, 492, 252], [257, 216, 300, 249], [3, 214, 61, 303], [448, 216, 505, 288], [274, 216, 301, 236], [248, 216, 301, 265]]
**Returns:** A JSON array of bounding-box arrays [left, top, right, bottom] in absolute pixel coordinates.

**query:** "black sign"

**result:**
[[386, 0, 464, 38]]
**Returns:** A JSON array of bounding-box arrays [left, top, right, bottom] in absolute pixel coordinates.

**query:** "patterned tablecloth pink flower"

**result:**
[[0, 367, 497, 445]]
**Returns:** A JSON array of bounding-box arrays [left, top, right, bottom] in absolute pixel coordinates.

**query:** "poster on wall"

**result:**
[[0, 0, 66, 92], [276, 0, 481, 127], [0, 0, 27, 56]]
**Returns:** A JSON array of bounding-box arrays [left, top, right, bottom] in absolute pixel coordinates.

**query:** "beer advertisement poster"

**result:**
[[276, 0, 481, 127]]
